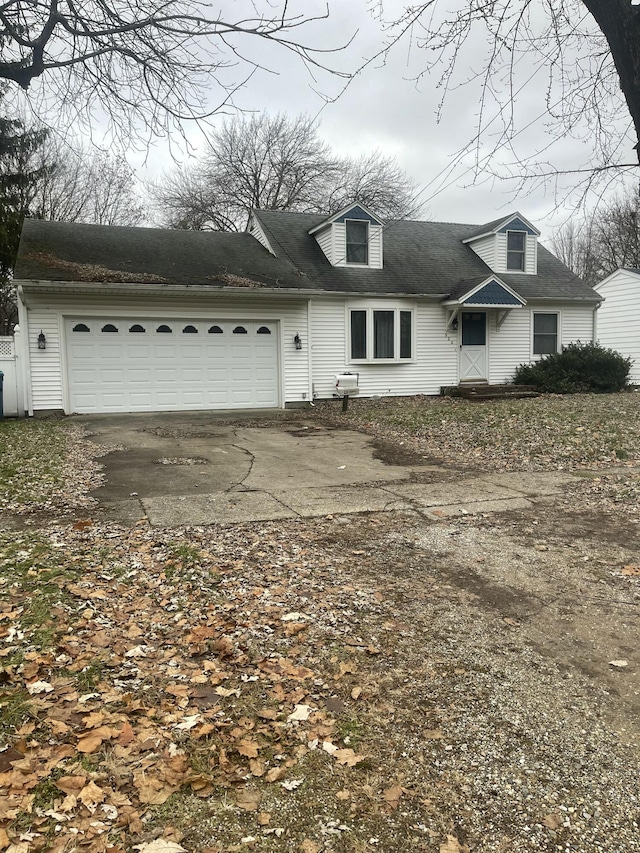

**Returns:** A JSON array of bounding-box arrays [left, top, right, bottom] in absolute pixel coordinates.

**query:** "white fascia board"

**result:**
[[595, 267, 640, 292], [458, 276, 526, 305], [462, 211, 541, 243], [308, 201, 386, 235]]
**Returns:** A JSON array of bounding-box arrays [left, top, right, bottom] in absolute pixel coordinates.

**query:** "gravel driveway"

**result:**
[[1, 394, 639, 852]]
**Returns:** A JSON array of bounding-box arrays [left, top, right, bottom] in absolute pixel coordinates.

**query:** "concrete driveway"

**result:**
[[78, 410, 577, 527]]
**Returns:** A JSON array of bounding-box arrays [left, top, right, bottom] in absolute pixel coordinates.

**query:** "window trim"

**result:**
[[347, 305, 414, 363], [506, 230, 526, 272], [345, 219, 369, 266], [532, 311, 560, 356]]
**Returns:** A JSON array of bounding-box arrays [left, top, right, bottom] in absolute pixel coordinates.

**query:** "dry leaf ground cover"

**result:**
[[317, 392, 640, 471], [1, 399, 640, 853]]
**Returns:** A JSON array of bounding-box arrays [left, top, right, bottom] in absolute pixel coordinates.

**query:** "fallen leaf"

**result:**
[[26, 680, 53, 695], [237, 739, 260, 758], [334, 748, 365, 767], [134, 841, 187, 853], [287, 704, 312, 722], [300, 841, 321, 853], [609, 660, 629, 668], [439, 835, 470, 853], [542, 813, 563, 830], [621, 565, 640, 576], [280, 779, 304, 791], [235, 788, 261, 812], [383, 784, 404, 809]]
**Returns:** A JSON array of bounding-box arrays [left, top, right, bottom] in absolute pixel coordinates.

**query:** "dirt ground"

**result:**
[[2, 406, 640, 853]]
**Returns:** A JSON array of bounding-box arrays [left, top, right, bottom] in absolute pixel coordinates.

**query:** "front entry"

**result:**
[[459, 311, 487, 382]]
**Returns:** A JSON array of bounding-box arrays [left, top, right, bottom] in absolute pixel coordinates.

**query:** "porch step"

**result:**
[[441, 383, 539, 401]]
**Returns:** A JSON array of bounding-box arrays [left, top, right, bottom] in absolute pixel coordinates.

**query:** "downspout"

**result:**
[[307, 298, 314, 404], [16, 286, 33, 416], [593, 300, 602, 344]]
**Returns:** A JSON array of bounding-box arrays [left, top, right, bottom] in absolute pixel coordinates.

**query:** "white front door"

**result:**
[[459, 311, 487, 382]]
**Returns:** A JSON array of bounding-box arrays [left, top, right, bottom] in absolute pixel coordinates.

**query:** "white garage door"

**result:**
[[66, 318, 279, 413]]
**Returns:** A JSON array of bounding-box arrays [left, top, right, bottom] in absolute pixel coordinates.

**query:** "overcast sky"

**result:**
[[122, 1, 637, 240]]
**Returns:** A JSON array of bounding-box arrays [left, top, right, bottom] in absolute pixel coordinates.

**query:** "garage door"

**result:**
[[66, 319, 279, 413]]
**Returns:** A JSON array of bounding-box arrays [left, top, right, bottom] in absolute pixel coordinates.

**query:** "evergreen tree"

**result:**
[[0, 100, 47, 333]]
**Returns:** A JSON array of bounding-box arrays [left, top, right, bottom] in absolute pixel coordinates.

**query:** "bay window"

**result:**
[[349, 307, 413, 362]]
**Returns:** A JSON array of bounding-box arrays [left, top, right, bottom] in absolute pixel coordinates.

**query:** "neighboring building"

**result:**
[[13, 204, 600, 415], [595, 268, 640, 383]]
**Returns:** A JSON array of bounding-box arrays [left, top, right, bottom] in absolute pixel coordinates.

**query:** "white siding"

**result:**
[[248, 219, 274, 254], [493, 232, 537, 275], [596, 270, 640, 382], [0, 336, 19, 416], [488, 303, 596, 384], [27, 310, 63, 410], [314, 226, 333, 263], [310, 297, 457, 399], [487, 309, 531, 384], [468, 234, 496, 268], [368, 225, 384, 269], [561, 303, 595, 345], [23, 291, 310, 412], [330, 222, 383, 269]]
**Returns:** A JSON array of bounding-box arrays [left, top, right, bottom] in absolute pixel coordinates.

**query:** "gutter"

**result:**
[[15, 280, 449, 300]]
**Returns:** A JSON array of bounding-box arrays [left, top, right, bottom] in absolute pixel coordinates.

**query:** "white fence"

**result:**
[[0, 335, 21, 416]]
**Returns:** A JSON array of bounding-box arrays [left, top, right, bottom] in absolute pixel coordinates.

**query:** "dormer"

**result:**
[[462, 212, 540, 275], [309, 202, 384, 269]]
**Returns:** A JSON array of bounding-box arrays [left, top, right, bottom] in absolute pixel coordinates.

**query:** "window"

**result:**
[[349, 308, 412, 361], [182, 325, 198, 334], [346, 220, 368, 265], [157, 324, 172, 333], [208, 325, 223, 334], [257, 326, 272, 335], [507, 231, 526, 271], [101, 323, 118, 333], [129, 324, 145, 333], [233, 326, 247, 334], [72, 323, 90, 332], [533, 313, 558, 355]]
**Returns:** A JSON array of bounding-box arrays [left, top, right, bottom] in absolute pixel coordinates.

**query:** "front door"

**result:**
[[459, 311, 487, 382]]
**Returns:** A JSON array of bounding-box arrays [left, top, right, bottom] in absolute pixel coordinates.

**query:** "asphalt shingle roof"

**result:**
[[15, 212, 600, 302], [254, 210, 599, 300], [14, 220, 308, 289]]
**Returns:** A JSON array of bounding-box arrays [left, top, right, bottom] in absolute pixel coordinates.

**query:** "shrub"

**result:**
[[513, 342, 632, 394]]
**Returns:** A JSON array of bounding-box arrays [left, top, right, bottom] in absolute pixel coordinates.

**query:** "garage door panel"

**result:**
[[66, 318, 280, 414]]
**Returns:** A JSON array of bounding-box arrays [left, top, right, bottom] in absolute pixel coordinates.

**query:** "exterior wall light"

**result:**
[[294, 333, 302, 350], [37, 331, 46, 350]]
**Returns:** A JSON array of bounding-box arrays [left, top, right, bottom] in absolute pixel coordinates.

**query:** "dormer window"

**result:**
[[345, 220, 369, 265], [506, 231, 526, 271]]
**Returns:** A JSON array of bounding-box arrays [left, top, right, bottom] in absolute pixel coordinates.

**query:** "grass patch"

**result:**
[[0, 419, 69, 510], [319, 392, 640, 470]]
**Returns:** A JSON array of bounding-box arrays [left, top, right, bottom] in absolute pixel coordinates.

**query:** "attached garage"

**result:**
[[65, 318, 280, 413]]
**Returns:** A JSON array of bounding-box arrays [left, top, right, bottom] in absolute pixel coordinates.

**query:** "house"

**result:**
[[13, 203, 601, 415], [595, 268, 640, 383]]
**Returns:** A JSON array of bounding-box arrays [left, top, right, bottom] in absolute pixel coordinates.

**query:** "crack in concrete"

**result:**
[[226, 433, 256, 491], [263, 491, 302, 517]]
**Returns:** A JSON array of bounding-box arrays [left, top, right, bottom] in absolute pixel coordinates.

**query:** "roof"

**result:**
[[462, 212, 540, 242], [15, 212, 599, 302], [14, 220, 309, 290], [254, 210, 598, 300]]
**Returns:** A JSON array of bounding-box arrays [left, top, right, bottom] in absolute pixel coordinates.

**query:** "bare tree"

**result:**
[[150, 113, 419, 231], [0, 2, 349, 141], [374, 1, 640, 203], [553, 188, 640, 283], [29, 140, 144, 226]]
